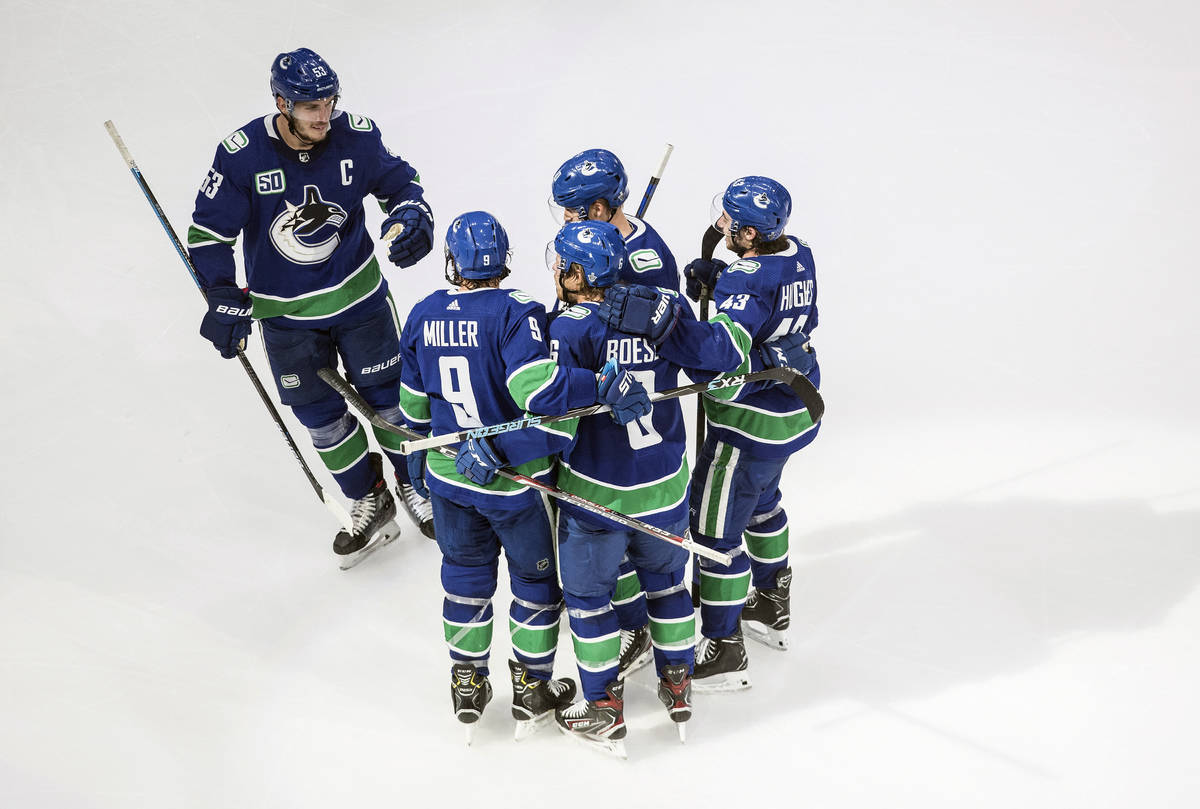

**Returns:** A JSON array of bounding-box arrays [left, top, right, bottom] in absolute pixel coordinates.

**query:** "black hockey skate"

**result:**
[[509, 660, 576, 741], [334, 453, 400, 570], [395, 473, 436, 540], [741, 567, 792, 651], [555, 680, 627, 759], [451, 663, 493, 745], [617, 624, 652, 679], [693, 627, 752, 693], [657, 663, 692, 742]]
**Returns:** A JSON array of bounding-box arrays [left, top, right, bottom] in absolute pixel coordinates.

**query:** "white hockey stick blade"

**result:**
[[338, 520, 402, 571]]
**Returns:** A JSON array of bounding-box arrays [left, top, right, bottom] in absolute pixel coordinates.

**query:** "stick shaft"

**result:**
[[398, 366, 799, 453], [104, 120, 350, 528], [318, 367, 732, 565], [635, 143, 674, 219]]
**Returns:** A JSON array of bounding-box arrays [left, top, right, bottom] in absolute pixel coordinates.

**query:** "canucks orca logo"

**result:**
[[269, 185, 347, 265]]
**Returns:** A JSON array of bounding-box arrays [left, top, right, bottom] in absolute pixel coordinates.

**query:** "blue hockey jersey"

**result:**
[[550, 302, 698, 530], [187, 110, 426, 329], [398, 287, 599, 509], [621, 215, 679, 292], [658, 236, 821, 458]]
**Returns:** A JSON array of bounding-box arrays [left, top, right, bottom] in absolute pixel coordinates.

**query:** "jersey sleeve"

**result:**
[[652, 285, 747, 374], [187, 143, 250, 290], [398, 305, 432, 433], [367, 123, 426, 214], [502, 296, 597, 414]]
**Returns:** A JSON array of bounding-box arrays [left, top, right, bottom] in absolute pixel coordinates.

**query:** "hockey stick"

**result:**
[[635, 143, 674, 218], [694, 224, 726, 448], [104, 120, 352, 529], [398, 365, 816, 454], [318, 367, 733, 566]]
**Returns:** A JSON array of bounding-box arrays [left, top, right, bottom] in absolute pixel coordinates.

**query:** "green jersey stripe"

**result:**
[[187, 223, 236, 246], [506, 358, 559, 412], [250, 256, 383, 320], [557, 450, 689, 520]]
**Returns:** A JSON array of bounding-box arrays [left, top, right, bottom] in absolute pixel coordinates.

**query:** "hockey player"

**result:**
[[548, 148, 681, 675], [550, 148, 679, 293], [596, 176, 820, 690], [546, 221, 697, 753], [396, 211, 652, 741], [188, 47, 436, 557]]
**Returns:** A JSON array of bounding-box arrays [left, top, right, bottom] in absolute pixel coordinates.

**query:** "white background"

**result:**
[[2, 1, 1198, 807]]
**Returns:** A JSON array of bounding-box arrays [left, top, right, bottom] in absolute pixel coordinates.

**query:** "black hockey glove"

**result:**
[[199, 286, 253, 359], [407, 450, 429, 500], [757, 331, 816, 376], [597, 284, 681, 346], [596, 358, 652, 426], [456, 436, 504, 486], [683, 257, 727, 302], [382, 200, 434, 268]]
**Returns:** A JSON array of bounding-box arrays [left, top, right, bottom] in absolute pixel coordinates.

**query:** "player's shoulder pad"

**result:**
[[725, 259, 761, 275], [555, 304, 591, 321], [335, 110, 377, 133], [628, 247, 665, 274], [217, 115, 273, 156]]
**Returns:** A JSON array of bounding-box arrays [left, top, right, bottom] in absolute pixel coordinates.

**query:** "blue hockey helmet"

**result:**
[[549, 149, 629, 220], [270, 48, 340, 108], [717, 176, 791, 241], [550, 221, 627, 288], [444, 211, 511, 280]]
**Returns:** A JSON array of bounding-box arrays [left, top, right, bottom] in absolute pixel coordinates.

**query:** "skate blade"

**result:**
[[618, 646, 653, 679], [513, 710, 554, 742], [464, 722, 476, 746], [338, 521, 402, 570], [676, 721, 687, 744], [742, 619, 789, 651], [556, 724, 628, 759], [691, 670, 752, 693]]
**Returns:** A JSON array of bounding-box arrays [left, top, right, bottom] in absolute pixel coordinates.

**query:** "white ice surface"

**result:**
[[2, 1, 1199, 807]]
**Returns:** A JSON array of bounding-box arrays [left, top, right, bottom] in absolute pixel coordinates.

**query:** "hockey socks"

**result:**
[[565, 592, 621, 701], [744, 503, 789, 590], [695, 543, 751, 639], [441, 561, 498, 673], [508, 574, 563, 679], [641, 568, 696, 675]]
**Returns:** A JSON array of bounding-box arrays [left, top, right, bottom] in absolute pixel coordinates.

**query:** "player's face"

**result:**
[[714, 208, 755, 253], [283, 96, 336, 143]]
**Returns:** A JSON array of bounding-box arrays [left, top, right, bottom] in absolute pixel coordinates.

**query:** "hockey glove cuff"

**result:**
[[199, 286, 253, 359]]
